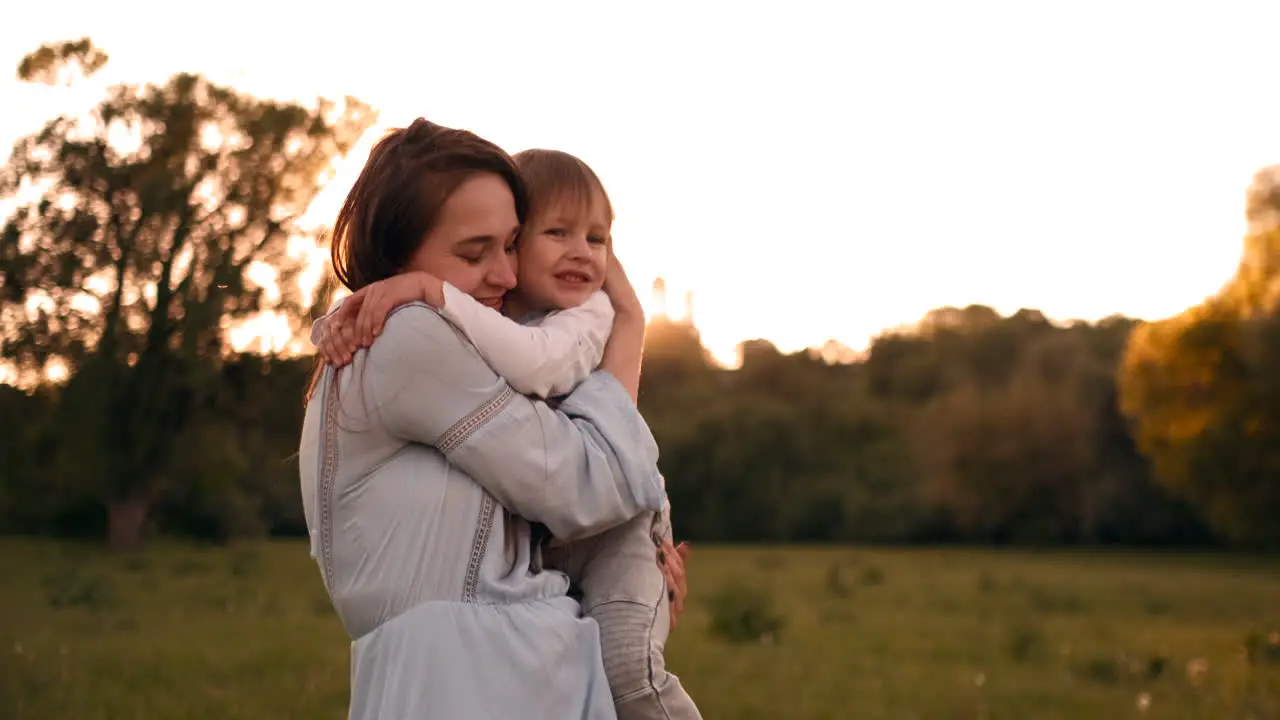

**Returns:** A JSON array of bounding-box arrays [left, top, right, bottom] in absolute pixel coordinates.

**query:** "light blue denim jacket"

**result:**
[[299, 302, 665, 719]]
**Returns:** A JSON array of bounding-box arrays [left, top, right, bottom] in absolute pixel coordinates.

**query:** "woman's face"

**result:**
[[406, 173, 520, 310]]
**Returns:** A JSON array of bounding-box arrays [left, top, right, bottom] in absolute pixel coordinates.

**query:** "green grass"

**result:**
[[2, 539, 1278, 719]]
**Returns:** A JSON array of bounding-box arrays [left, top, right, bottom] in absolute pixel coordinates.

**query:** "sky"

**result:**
[[2, 0, 1279, 366]]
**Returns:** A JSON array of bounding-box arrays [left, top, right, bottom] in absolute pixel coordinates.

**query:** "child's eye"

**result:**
[[544, 228, 567, 238], [587, 235, 607, 245]]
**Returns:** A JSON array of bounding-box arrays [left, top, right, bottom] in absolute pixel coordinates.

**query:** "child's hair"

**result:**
[[512, 149, 614, 229]]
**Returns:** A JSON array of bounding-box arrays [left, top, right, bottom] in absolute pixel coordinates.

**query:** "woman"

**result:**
[[299, 119, 683, 719]]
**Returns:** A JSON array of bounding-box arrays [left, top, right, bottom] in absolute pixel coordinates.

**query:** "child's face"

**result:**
[[515, 199, 610, 311]]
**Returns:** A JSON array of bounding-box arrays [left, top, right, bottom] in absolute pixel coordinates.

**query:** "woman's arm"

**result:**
[[598, 249, 646, 403], [366, 303, 665, 541], [438, 284, 614, 398]]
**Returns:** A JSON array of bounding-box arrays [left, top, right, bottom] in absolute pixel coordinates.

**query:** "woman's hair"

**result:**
[[308, 119, 525, 403], [331, 118, 528, 292], [512, 148, 614, 229]]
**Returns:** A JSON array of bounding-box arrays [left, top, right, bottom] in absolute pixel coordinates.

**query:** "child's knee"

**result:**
[[592, 600, 663, 699]]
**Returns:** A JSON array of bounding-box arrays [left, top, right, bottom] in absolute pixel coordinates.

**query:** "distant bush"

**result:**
[[858, 565, 886, 586], [707, 580, 785, 644], [1006, 623, 1047, 663], [1245, 629, 1280, 666], [43, 566, 115, 611]]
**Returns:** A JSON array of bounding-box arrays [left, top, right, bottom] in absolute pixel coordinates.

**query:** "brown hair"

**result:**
[[331, 118, 528, 292], [308, 119, 526, 402], [512, 148, 613, 230]]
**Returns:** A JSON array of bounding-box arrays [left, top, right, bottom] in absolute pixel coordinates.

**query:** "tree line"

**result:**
[[1, 39, 1277, 549]]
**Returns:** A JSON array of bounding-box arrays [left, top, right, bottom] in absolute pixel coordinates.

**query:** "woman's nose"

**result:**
[[487, 253, 517, 290]]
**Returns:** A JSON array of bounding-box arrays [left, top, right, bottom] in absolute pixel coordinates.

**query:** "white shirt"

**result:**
[[311, 286, 614, 400], [434, 283, 614, 399]]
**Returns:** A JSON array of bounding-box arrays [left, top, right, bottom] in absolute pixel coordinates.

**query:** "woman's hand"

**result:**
[[315, 272, 445, 366], [659, 540, 691, 630], [602, 247, 644, 319], [599, 251, 646, 402]]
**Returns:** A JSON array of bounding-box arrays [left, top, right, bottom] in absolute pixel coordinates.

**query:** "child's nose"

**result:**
[[566, 233, 590, 257]]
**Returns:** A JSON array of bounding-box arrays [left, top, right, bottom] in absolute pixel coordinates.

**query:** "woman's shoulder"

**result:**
[[367, 302, 478, 368], [378, 302, 465, 343], [382, 301, 444, 327]]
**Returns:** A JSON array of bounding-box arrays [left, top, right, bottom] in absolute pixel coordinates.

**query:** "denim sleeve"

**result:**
[[369, 303, 665, 540]]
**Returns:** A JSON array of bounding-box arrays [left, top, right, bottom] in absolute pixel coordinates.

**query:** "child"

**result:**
[[312, 148, 701, 720]]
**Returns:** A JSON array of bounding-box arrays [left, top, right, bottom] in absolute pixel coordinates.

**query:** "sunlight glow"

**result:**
[[245, 262, 279, 303], [298, 125, 384, 232], [105, 118, 143, 156], [3, 2, 1280, 368], [70, 294, 100, 314], [199, 124, 224, 152], [46, 358, 68, 383], [706, 343, 740, 371], [228, 311, 292, 355]]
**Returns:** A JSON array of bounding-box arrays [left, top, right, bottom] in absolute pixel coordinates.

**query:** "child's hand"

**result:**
[[351, 271, 444, 345], [315, 306, 362, 367], [602, 248, 644, 318], [314, 272, 444, 366]]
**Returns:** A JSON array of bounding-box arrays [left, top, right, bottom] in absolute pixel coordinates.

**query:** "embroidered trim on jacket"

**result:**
[[437, 385, 516, 454], [441, 385, 513, 603], [463, 492, 497, 603], [318, 369, 341, 590]]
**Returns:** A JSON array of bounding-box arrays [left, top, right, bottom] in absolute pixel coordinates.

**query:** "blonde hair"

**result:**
[[512, 149, 613, 230]]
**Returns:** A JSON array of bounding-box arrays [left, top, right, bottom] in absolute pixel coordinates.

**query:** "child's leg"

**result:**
[[579, 509, 702, 720]]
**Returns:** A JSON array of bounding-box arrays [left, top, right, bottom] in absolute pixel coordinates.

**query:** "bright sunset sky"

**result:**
[[3, 1, 1279, 366]]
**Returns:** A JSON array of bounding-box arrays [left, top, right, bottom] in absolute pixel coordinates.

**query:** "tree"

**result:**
[[1119, 167, 1280, 548], [914, 328, 1102, 543], [15, 37, 109, 86], [641, 316, 715, 385], [0, 39, 375, 548]]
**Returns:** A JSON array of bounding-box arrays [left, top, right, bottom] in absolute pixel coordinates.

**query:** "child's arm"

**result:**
[[310, 273, 446, 365], [307, 271, 613, 397], [439, 284, 615, 399]]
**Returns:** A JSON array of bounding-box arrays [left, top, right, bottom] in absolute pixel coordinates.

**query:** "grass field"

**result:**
[[1, 539, 1278, 719]]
